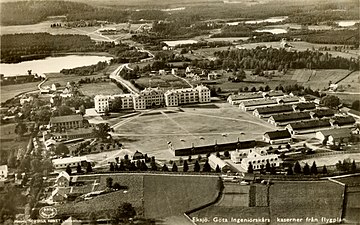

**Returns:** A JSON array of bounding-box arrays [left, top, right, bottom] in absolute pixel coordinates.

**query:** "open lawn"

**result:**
[[79, 82, 123, 96], [143, 174, 220, 218], [112, 103, 274, 160], [337, 71, 360, 93], [42, 73, 104, 87], [0, 82, 39, 102], [269, 181, 344, 223]]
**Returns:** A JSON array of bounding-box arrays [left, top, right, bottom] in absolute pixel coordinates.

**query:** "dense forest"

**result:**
[[213, 47, 359, 71], [0, 33, 117, 63]]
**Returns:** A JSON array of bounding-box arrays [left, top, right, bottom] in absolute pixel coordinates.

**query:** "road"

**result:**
[[109, 63, 140, 94]]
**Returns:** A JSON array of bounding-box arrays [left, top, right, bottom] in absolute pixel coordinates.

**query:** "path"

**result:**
[[109, 63, 140, 94]]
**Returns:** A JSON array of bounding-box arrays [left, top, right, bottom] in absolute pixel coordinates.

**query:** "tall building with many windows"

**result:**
[[164, 85, 210, 107]]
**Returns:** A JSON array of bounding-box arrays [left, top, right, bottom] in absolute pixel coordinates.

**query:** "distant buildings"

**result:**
[[316, 128, 353, 145], [94, 85, 211, 112], [286, 119, 332, 135], [52, 156, 91, 170], [0, 165, 8, 180]]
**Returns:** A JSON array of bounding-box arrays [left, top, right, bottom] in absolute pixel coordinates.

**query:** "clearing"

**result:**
[[79, 82, 123, 96]]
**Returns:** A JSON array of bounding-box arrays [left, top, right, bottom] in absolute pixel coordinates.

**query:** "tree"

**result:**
[[321, 95, 341, 109], [287, 166, 293, 175], [216, 152, 221, 158], [79, 105, 86, 115], [76, 164, 82, 174], [250, 87, 257, 92], [351, 100, 360, 111], [30, 159, 41, 173], [113, 202, 136, 223], [322, 165, 328, 174], [351, 160, 357, 173], [150, 160, 157, 171], [265, 85, 271, 91], [171, 162, 178, 172], [140, 161, 148, 171], [294, 161, 302, 174], [86, 162, 93, 173], [106, 177, 113, 188], [113, 182, 121, 190], [183, 160, 189, 172], [224, 151, 230, 158], [203, 160, 211, 172], [15, 122, 27, 138], [303, 163, 310, 175], [311, 161, 318, 175], [265, 161, 271, 173], [215, 165, 221, 173], [88, 212, 97, 225], [247, 163, 253, 173], [65, 165, 72, 175], [194, 160, 200, 172], [55, 143, 69, 155], [119, 161, 126, 171], [110, 163, 115, 171], [188, 155, 192, 162], [270, 165, 276, 175], [92, 123, 111, 141], [162, 164, 169, 172], [110, 97, 122, 112]]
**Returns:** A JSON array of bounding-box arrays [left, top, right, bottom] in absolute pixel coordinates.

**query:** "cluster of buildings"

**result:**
[[94, 85, 211, 113], [228, 91, 356, 135]]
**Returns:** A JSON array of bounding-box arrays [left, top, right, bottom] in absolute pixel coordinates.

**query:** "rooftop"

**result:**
[[255, 105, 294, 115], [288, 119, 331, 130], [241, 98, 278, 107], [317, 128, 352, 137], [50, 114, 83, 124], [311, 109, 335, 118], [52, 156, 88, 165], [264, 130, 292, 140], [293, 102, 316, 110], [332, 116, 356, 125], [271, 112, 311, 122], [228, 93, 264, 101]]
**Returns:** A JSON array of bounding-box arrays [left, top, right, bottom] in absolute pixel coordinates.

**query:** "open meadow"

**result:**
[[135, 74, 191, 90], [0, 82, 39, 102], [269, 181, 344, 223], [112, 103, 274, 160], [79, 82, 123, 96]]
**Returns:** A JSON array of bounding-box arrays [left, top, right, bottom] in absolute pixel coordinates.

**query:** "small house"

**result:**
[[208, 155, 231, 172]]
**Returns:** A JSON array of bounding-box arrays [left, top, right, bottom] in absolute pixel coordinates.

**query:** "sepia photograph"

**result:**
[[0, 0, 359, 224]]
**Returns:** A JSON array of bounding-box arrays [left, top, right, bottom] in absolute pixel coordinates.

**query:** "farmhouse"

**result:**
[[316, 128, 352, 145], [331, 116, 356, 128], [208, 155, 231, 172], [52, 156, 91, 169], [49, 114, 84, 130], [292, 102, 316, 111], [227, 92, 263, 105], [263, 130, 292, 144], [253, 105, 294, 118], [239, 98, 278, 111], [310, 109, 335, 119], [268, 112, 312, 126], [286, 119, 332, 135]]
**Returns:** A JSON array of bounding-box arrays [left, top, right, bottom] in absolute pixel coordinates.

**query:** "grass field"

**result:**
[[112, 104, 274, 160], [143, 174, 220, 218], [0, 82, 39, 102], [269, 181, 344, 223], [337, 71, 360, 93], [79, 82, 123, 96], [135, 74, 190, 90]]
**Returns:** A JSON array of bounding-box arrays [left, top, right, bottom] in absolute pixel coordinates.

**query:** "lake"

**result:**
[[0, 55, 113, 77], [255, 28, 288, 34], [336, 20, 360, 27], [226, 16, 288, 26]]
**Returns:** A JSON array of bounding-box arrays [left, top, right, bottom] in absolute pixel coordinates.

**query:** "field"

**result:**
[[288, 69, 351, 90], [57, 173, 220, 220], [79, 82, 123, 96], [337, 71, 360, 93], [0, 82, 39, 102], [112, 103, 274, 160], [143, 174, 220, 218], [299, 153, 360, 167], [238, 41, 360, 59], [135, 74, 190, 90], [269, 181, 344, 223]]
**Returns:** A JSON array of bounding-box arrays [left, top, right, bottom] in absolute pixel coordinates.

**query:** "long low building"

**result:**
[[286, 119, 332, 135], [231, 148, 282, 171], [331, 116, 356, 128], [253, 105, 294, 118], [208, 155, 231, 172], [52, 156, 92, 169], [227, 92, 264, 105], [315, 128, 353, 145], [268, 112, 312, 126]]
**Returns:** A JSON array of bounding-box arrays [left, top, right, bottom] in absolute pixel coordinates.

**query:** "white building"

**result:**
[[94, 95, 110, 113], [208, 155, 231, 172], [164, 85, 210, 107], [263, 130, 292, 144], [233, 148, 281, 170], [140, 87, 165, 107], [52, 156, 90, 170], [0, 165, 8, 180]]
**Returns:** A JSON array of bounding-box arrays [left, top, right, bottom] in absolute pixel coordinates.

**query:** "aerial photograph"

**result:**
[[0, 0, 359, 224]]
